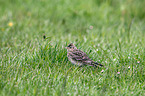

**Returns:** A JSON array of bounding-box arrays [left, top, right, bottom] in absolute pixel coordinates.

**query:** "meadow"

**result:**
[[0, 0, 145, 95]]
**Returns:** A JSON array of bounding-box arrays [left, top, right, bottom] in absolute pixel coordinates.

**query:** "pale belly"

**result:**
[[68, 58, 83, 66]]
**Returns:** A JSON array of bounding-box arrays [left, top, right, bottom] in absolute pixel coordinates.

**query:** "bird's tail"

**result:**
[[90, 61, 103, 67]]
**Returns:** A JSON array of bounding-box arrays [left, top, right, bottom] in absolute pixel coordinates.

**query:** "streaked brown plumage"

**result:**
[[66, 43, 103, 67]]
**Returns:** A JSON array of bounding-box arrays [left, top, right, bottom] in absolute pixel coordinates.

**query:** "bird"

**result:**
[[66, 43, 103, 67]]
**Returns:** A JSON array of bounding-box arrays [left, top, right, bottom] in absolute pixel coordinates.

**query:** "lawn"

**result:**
[[0, 0, 145, 95]]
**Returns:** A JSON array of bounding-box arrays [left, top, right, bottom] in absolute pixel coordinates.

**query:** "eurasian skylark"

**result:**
[[66, 43, 103, 67]]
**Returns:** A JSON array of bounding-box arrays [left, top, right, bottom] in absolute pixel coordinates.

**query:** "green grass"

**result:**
[[0, 0, 145, 95]]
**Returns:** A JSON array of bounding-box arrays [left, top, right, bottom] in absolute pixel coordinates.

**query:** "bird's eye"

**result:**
[[69, 46, 74, 49]]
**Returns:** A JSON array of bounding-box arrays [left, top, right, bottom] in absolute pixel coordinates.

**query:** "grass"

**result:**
[[0, 0, 145, 95]]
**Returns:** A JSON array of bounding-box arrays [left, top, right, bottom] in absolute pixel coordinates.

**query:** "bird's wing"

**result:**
[[69, 49, 90, 61]]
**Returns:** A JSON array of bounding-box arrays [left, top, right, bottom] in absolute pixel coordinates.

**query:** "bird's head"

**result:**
[[66, 43, 77, 52]]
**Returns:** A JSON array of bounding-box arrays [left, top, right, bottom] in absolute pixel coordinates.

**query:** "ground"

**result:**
[[0, 0, 145, 95]]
